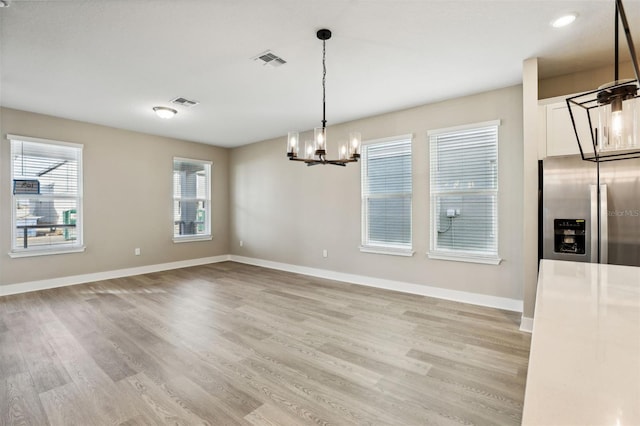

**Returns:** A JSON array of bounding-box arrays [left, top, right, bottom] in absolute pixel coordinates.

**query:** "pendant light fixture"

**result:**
[[287, 29, 361, 166], [566, 0, 640, 162]]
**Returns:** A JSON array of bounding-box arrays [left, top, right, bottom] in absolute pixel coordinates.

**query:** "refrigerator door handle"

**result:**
[[600, 184, 608, 264], [590, 185, 598, 263]]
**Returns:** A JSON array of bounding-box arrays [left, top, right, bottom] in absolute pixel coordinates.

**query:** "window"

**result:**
[[360, 135, 413, 256], [428, 121, 501, 264], [9, 135, 84, 257], [173, 157, 211, 242]]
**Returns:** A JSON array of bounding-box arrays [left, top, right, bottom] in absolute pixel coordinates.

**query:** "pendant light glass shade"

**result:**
[[287, 132, 299, 157], [304, 140, 314, 159], [349, 132, 362, 157], [567, 80, 640, 161], [597, 84, 639, 151], [314, 127, 327, 154], [338, 142, 348, 160]]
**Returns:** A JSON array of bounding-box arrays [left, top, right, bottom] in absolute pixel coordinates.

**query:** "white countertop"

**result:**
[[522, 259, 640, 426]]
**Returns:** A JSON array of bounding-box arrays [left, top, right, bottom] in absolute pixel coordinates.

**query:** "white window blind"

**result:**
[[361, 135, 412, 255], [429, 122, 500, 264], [10, 136, 83, 256], [173, 158, 212, 241]]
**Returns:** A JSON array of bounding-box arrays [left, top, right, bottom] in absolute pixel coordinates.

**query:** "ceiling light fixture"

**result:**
[[153, 106, 178, 119], [566, 0, 639, 162], [0, 1, 9, 8], [551, 13, 577, 28], [286, 29, 361, 166]]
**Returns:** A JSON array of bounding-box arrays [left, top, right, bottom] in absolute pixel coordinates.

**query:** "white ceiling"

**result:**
[[1, 0, 639, 148]]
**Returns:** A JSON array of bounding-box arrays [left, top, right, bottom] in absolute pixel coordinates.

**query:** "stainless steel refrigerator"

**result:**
[[541, 156, 640, 267]]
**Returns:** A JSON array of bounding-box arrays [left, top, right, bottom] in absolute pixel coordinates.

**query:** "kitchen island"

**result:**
[[522, 259, 640, 425]]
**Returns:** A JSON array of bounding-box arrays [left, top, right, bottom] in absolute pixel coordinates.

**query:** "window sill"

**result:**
[[359, 246, 415, 257], [173, 235, 212, 244], [8, 246, 86, 258], [427, 251, 502, 265]]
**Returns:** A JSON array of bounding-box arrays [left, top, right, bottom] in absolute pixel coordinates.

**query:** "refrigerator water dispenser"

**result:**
[[554, 219, 586, 255]]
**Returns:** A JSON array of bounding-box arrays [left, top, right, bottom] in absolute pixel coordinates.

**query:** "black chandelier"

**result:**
[[566, 0, 640, 163], [287, 29, 361, 166]]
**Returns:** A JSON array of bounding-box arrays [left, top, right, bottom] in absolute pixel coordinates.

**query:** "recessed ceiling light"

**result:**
[[153, 106, 177, 119], [551, 13, 578, 28]]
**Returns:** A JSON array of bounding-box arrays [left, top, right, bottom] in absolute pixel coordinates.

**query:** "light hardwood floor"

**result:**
[[0, 262, 531, 425]]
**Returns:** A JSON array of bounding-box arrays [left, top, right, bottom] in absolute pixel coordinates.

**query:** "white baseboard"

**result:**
[[1, 254, 526, 316], [519, 315, 534, 333], [0, 255, 231, 297], [230, 255, 524, 313]]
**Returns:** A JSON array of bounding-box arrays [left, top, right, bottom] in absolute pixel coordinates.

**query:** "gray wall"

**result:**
[[0, 86, 526, 305], [230, 85, 525, 302], [0, 107, 230, 286]]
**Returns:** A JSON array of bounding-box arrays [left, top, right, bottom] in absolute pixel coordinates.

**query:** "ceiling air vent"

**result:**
[[170, 97, 199, 108], [252, 50, 286, 67]]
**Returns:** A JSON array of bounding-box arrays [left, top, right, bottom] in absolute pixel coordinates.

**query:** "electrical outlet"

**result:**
[[239, 240, 244, 247], [134, 248, 141, 256], [322, 249, 328, 258]]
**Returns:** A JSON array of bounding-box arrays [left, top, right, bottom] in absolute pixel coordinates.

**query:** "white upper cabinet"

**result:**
[[545, 101, 592, 157]]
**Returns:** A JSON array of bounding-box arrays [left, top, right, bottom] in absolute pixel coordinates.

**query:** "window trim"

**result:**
[[427, 121, 502, 265], [8, 134, 85, 258], [172, 234, 213, 243], [360, 134, 414, 257], [8, 246, 86, 259], [172, 157, 212, 243], [427, 250, 502, 265]]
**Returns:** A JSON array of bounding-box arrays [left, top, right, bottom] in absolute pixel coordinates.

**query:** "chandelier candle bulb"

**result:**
[[339, 143, 348, 160], [305, 141, 314, 159], [287, 132, 299, 157], [314, 127, 327, 154], [349, 132, 362, 158]]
